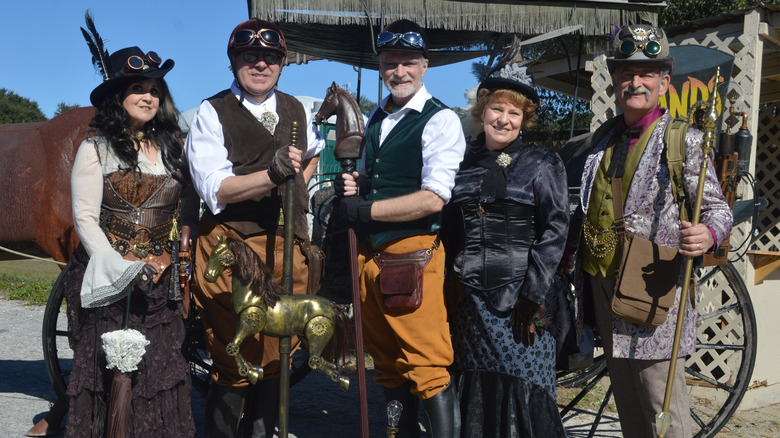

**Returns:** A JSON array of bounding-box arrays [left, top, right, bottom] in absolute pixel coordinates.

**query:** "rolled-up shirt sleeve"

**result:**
[[420, 109, 467, 202], [185, 100, 234, 215]]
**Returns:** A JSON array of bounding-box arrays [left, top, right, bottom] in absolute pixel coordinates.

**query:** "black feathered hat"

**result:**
[[81, 12, 173, 106], [88, 47, 174, 106]]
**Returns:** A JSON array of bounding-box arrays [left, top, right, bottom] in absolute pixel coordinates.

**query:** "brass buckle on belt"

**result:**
[[132, 226, 153, 258]]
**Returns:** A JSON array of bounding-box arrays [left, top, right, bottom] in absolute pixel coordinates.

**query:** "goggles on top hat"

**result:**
[[618, 40, 663, 59], [125, 51, 163, 73]]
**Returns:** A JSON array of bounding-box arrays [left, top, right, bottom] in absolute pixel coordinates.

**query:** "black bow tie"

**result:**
[[606, 126, 643, 178]]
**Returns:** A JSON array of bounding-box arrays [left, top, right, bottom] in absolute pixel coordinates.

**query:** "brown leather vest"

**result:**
[[205, 90, 310, 242]]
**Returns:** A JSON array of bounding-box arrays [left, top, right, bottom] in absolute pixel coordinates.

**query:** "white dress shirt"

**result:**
[[360, 84, 466, 203], [185, 81, 326, 214]]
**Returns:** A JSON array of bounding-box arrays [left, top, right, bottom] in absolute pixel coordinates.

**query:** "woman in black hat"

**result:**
[[62, 23, 196, 437], [442, 62, 569, 436]]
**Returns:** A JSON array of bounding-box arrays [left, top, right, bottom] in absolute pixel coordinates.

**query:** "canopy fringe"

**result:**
[[250, 0, 659, 37]]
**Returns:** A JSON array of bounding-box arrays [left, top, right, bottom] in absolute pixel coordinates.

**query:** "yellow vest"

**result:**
[[582, 120, 660, 277]]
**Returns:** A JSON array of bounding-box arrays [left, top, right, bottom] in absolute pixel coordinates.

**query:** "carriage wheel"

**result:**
[[557, 262, 757, 437], [42, 261, 72, 405]]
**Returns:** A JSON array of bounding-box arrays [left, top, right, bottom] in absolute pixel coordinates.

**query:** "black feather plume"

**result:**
[[80, 10, 111, 80]]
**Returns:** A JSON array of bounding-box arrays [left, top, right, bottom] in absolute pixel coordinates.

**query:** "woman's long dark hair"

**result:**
[[89, 77, 185, 178]]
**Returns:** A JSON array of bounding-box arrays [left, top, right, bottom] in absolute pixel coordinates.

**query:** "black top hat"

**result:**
[[606, 24, 674, 73], [376, 19, 429, 58], [478, 63, 540, 104], [89, 47, 174, 106]]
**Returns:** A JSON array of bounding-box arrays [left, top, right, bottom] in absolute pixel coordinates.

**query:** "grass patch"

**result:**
[[0, 273, 54, 306]]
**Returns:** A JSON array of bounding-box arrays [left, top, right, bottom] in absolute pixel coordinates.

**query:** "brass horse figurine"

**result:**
[[203, 236, 351, 391], [314, 82, 365, 160]]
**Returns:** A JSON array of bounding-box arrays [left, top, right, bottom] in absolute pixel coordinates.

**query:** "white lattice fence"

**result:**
[[689, 267, 748, 386], [753, 103, 780, 252]]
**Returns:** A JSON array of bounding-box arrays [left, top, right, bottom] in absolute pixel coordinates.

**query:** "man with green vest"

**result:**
[[564, 24, 732, 437], [336, 19, 466, 438]]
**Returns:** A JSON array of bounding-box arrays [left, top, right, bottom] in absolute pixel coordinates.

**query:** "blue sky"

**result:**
[[1, 0, 481, 119]]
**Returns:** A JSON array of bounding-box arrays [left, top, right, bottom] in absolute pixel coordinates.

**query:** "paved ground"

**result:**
[[1, 259, 779, 437]]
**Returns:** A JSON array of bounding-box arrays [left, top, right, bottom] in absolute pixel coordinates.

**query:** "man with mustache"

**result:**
[[185, 18, 325, 437], [564, 24, 732, 437], [336, 19, 466, 438]]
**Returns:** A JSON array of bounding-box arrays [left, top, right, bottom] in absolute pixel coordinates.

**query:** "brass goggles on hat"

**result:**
[[376, 31, 425, 49], [233, 28, 282, 49], [619, 40, 662, 58], [125, 51, 162, 72]]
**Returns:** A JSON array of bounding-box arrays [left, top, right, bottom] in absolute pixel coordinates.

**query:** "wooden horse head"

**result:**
[[314, 82, 365, 162]]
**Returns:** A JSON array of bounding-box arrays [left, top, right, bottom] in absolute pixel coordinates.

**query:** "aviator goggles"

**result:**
[[618, 40, 662, 58], [233, 28, 283, 49], [240, 50, 283, 65], [125, 51, 162, 73], [376, 31, 425, 50]]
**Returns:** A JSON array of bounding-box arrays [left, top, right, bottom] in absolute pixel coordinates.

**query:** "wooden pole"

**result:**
[[278, 121, 298, 438]]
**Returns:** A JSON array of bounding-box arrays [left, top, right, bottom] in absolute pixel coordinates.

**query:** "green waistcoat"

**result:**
[[363, 97, 447, 247], [582, 119, 660, 277]]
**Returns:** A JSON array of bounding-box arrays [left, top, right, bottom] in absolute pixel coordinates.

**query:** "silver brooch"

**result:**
[[260, 111, 278, 134], [496, 152, 512, 168]]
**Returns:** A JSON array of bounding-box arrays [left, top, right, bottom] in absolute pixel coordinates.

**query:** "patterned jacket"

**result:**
[[573, 109, 733, 359]]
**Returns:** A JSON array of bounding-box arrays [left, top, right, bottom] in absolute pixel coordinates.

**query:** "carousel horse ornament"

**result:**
[[314, 82, 366, 164], [203, 236, 351, 391]]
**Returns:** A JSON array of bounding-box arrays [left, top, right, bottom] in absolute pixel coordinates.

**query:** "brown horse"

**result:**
[[0, 107, 95, 264], [314, 82, 365, 161]]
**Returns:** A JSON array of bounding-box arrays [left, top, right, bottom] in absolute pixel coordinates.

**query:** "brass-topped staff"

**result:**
[[655, 68, 722, 437], [278, 120, 298, 438]]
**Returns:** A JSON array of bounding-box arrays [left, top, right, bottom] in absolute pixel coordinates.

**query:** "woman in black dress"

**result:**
[[64, 39, 196, 437], [444, 63, 569, 437]]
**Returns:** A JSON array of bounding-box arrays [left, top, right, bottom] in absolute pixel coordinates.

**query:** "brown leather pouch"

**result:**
[[612, 231, 681, 326], [373, 247, 433, 312], [609, 177, 681, 327]]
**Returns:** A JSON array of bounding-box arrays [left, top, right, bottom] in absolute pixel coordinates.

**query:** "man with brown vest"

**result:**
[[185, 19, 325, 438]]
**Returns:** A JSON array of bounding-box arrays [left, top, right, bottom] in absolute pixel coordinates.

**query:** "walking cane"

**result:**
[[656, 69, 722, 437], [334, 138, 370, 438], [278, 121, 298, 438]]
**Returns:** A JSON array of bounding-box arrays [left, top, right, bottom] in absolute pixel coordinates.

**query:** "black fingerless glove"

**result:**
[[335, 196, 373, 224]]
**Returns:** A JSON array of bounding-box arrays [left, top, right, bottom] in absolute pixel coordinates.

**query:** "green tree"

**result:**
[[0, 89, 47, 123], [660, 0, 761, 27], [54, 102, 81, 117], [340, 83, 377, 118]]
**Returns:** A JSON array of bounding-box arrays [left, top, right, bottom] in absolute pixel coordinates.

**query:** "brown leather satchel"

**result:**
[[610, 178, 681, 327], [373, 240, 437, 312]]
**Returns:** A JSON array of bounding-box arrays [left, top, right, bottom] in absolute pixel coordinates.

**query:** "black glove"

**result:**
[[334, 173, 348, 198], [509, 296, 542, 347], [334, 196, 373, 224], [268, 146, 297, 186], [137, 264, 158, 285]]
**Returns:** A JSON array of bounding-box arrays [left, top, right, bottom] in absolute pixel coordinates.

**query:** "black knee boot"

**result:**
[[204, 383, 247, 438], [422, 380, 461, 438], [383, 381, 421, 438], [244, 378, 280, 438]]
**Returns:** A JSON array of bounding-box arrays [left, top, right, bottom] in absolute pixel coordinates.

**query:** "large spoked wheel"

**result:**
[[42, 261, 73, 405], [557, 262, 757, 437], [43, 272, 318, 406]]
